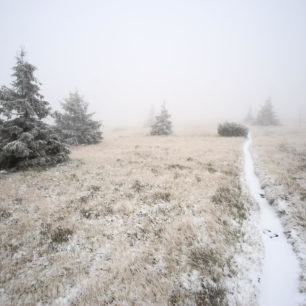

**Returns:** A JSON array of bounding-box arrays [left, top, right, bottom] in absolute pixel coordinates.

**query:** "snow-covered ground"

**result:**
[[244, 135, 304, 306], [2, 127, 304, 305], [251, 127, 306, 299], [0, 129, 261, 305]]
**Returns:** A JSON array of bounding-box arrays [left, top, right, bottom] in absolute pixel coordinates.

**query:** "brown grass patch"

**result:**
[[0, 128, 254, 304]]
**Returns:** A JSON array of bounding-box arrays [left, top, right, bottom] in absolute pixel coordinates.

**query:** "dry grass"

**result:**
[[251, 126, 306, 293], [0, 128, 258, 305]]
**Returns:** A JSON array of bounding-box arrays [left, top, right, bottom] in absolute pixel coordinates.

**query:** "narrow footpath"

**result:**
[[243, 135, 303, 306]]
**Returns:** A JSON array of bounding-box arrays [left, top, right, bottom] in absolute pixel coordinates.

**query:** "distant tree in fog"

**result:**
[[255, 98, 280, 126], [54, 91, 102, 145], [0, 50, 69, 170], [150, 103, 172, 136], [244, 108, 255, 125], [144, 105, 156, 127]]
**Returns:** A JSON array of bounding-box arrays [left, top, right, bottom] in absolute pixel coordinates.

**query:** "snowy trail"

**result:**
[[243, 135, 303, 306]]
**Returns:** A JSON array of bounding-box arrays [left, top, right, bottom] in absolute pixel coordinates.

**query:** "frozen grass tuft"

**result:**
[[51, 227, 73, 244], [152, 191, 171, 202], [212, 184, 247, 222]]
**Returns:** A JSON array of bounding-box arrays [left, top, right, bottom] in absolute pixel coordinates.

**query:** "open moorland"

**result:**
[[0, 128, 262, 305]]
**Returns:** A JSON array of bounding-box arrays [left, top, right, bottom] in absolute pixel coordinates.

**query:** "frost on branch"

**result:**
[[0, 50, 69, 170]]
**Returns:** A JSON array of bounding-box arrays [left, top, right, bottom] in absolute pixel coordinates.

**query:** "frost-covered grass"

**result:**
[[251, 126, 306, 295], [0, 128, 260, 305]]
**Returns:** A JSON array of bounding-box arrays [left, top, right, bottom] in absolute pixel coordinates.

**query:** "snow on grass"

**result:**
[[0, 129, 261, 304], [251, 126, 306, 298], [244, 134, 305, 306]]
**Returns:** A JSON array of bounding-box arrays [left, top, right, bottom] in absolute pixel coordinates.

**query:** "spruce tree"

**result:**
[[255, 98, 280, 126], [150, 103, 172, 135], [0, 50, 69, 170], [54, 91, 102, 145]]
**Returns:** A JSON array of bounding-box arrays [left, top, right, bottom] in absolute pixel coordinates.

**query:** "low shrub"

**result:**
[[0, 208, 11, 220], [217, 122, 248, 137], [152, 191, 171, 202], [132, 180, 145, 193], [51, 227, 73, 244], [212, 185, 247, 222]]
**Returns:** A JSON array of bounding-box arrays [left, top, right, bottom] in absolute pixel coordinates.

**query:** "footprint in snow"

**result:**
[[263, 229, 279, 239]]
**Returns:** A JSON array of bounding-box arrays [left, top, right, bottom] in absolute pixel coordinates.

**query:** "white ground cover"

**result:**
[[244, 135, 304, 306], [251, 127, 306, 301], [0, 129, 266, 304]]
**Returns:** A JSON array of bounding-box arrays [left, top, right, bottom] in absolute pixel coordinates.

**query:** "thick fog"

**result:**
[[1, 0, 306, 127]]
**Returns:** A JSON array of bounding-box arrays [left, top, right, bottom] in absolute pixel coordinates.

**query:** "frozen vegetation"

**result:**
[[150, 103, 172, 136], [252, 127, 306, 302], [217, 122, 248, 137], [0, 128, 263, 305], [0, 51, 69, 170], [0, 56, 304, 304], [0, 52, 304, 305], [244, 134, 304, 306], [54, 91, 102, 145], [1, 0, 306, 304]]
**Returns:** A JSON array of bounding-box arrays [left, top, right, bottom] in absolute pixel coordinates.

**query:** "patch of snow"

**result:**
[[243, 135, 304, 306], [180, 270, 202, 292], [225, 189, 263, 305], [49, 285, 80, 306], [278, 199, 288, 211]]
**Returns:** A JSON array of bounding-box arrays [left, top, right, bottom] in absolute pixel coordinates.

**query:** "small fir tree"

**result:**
[[54, 91, 102, 145], [0, 50, 69, 170], [255, 98, 280, 126], [150, 103, 172, 135]]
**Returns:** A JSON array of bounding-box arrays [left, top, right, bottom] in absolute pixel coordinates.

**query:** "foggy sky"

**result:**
[[1, 0, 306, 127]]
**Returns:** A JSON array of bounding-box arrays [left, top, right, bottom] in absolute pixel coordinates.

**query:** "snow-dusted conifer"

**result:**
[[255, 98, 280, 126], [0, 50, 69, 170], [150, 103, 172, 135], [54, 91, 102, 145]]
